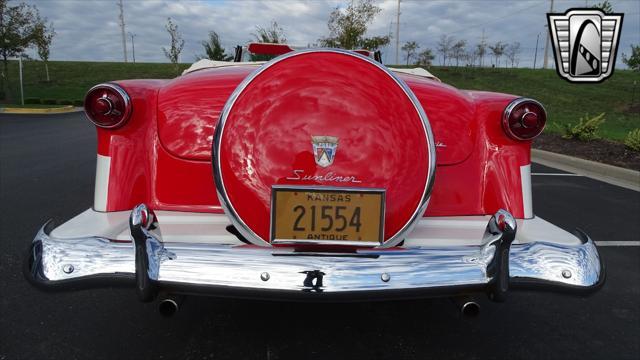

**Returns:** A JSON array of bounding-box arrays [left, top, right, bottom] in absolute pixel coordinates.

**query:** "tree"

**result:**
[[199, 31, 231, 61], [401, 41, 419, 65], [33, 20, 55, 81], [250, 21, 287, 61], [591, 0, 613, 13], [252, 21, 286, 44], [488, 41, 507, 67], [465, 49, 478, 67], [319, 0, 389, 50], [450, 39, 466, 67], [436, 35, 454, 66], [476, 41, 487, 67], [622, 44, 640, 71], [505, 42, 521, 68], [416, 49, 435, 67], [0, 0, 41, 96], [162, 17, 185, 72]]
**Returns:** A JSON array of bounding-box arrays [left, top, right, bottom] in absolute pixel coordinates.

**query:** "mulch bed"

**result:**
[[533, 132, 640, 171]]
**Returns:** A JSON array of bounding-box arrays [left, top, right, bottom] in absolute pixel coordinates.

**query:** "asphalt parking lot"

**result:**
[[1, 113, 638, 360]]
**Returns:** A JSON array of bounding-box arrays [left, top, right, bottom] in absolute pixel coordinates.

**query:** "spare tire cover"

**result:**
[[213, 50, 435, 247]]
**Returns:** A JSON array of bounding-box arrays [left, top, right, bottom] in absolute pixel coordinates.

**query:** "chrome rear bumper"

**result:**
[[25, 205, 604, 302]]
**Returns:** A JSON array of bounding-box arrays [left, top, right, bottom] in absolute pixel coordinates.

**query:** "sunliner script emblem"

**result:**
[[286, 169, 362, 184], [312, 135, 338, 167]]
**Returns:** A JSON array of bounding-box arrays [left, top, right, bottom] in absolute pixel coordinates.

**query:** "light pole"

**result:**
[[533, 32, 540, 69], [129, 32, 136, 63], [395, 0, 401, 65], [18, 53, 24, 105], [2, 39, 8, 97], [118, 0, 128, 62], [543, 0, 554, 69]]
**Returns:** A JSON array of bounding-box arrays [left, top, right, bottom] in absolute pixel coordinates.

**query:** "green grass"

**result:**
[[426, 66, 640, 141], [2, 60, 639, 141], [1, 60, 190, 103]]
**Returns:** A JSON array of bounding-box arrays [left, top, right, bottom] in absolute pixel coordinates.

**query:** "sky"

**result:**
[[23, 0, 640, 68]]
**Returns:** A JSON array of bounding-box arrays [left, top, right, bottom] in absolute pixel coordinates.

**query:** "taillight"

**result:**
[[502, 98, 546, 140], [84, 83, 132, 129]]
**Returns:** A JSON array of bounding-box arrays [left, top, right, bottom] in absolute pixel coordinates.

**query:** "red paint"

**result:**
[[400, 75, 475, 165], [157, 68, 476, 166], [155, 144, 221, 212], [157, 67, 252, 161], [100, 80, 164, 211], [94, 52, 532, 226], [216, 52, 431, 242], [247, 43, 295, 56], [97, 79, 226, 213]]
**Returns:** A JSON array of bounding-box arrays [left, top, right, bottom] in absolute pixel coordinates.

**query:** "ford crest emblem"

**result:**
[[312, 135, 338, 168]]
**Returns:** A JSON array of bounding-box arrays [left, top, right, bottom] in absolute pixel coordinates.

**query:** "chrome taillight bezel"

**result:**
[[502, 98, 547, 141], [84, 83, 132, 129]]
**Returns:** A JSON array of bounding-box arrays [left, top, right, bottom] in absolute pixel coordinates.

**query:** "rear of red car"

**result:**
[[25, 48, 603, 312]]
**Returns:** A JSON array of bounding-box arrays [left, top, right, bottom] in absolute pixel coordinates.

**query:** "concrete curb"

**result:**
[[0, 106, 82, 114], [532, 149, 640, 191]]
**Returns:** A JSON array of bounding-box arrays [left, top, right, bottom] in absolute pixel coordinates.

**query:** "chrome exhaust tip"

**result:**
[[460, 300, 480, 318], [158, 295, 183, 317], [451, 296, 480, 318]]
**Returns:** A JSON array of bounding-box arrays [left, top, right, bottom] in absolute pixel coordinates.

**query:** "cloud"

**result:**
[[25, 0, 640, 68]]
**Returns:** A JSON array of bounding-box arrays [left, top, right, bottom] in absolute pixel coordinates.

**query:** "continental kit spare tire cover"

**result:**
[[213, 50, 435, 247]]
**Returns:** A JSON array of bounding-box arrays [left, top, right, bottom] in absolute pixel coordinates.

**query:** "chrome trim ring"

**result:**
[[97, 97, 114, 115], [212, 48, 437, 248], [84, 82, 133, 129], [502, 97, 547, 141], [520, 111, 537, 129]]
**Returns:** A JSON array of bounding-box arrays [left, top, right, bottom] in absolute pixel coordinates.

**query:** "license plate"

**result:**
[[270, 186, 385, 246]]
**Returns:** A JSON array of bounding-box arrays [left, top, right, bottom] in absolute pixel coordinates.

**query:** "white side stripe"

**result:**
[[94, 154, 110, 212], [595, 241, 640, 247], [520, 164, 533, 219], [532, 173, 582, 176]]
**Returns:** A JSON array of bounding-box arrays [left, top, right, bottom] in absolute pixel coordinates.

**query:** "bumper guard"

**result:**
[[25, 204, 604, 302]]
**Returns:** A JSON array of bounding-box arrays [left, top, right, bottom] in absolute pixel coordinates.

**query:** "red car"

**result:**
[[25, 45, 604, 316]]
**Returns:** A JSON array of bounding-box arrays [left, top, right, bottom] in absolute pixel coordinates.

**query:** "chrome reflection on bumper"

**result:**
[[25, 205, 604, 301], [509, 228, 603, 290]]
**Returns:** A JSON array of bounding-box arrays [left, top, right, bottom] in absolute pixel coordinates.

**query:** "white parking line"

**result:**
[[532, 173, 582, 176], [595, 241, 640, 246], [532, 158, 640, 191]]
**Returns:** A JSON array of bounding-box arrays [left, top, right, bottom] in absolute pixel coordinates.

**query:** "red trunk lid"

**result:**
[[157, 66, 475, 166]]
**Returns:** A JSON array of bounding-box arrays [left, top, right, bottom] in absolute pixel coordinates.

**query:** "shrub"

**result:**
[[58, 100, 73, 105], [24, 98, 41, 104], [73, 99, 84, 107], [42, 99, 57, 105], [624, 129, 640, 152], [562, 113, 606, 141], [0, 90, 5, 100]]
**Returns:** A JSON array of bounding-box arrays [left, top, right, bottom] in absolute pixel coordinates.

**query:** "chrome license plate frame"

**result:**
[[270, 185, 385, 246]]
